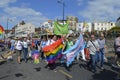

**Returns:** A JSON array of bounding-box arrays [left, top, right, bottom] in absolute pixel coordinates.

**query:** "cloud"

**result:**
[[0, 0, 49, 28], [77, 0, 84, 6], [78, 0, 120, 22], [3, 7, 49, 27], [0, 0, 16, 7]]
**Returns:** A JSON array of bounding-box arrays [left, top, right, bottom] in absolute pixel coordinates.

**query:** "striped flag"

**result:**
[[43, 39, 64, 64], [63, 34, 85, 66]]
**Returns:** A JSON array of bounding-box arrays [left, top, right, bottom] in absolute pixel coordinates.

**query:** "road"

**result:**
[[0, 51, 120, 80]]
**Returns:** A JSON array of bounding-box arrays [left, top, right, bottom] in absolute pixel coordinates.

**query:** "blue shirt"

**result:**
[[97, 39, 105, 49]]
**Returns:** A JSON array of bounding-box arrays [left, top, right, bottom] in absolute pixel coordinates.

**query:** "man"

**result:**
[[15, 38, 23, 64], [87, 34, 99, 73], [10, 38, 16, 54], [23, 38, 28, 63], [97, 33, 107, 69], [114, 33, 120, 67]]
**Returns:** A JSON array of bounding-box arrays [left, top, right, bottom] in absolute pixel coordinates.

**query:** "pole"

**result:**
[[63, 3, 65, 24], [58, 0, 65, 24], [7, 18, 8, 38]]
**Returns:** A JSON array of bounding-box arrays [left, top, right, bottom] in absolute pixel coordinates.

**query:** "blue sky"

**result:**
[[0, 0, 120, 29]]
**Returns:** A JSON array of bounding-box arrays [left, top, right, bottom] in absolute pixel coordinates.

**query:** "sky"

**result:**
[[0, 0, 120, 29]]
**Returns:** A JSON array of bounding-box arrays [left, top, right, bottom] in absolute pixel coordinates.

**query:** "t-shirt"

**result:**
[[23, 41, 28, 48], [87, 40, 99, 55], [15, 40, 23, 50], [66, 41, 73, 50], [10, 39, 15, 46]]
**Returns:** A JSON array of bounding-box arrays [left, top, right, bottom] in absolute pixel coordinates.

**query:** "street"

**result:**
[[0, 52, 120, 80]]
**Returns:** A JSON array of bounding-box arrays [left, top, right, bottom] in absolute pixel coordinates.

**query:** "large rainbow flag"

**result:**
[[43, 39, 64, 64], [0, 25, 4, 35]]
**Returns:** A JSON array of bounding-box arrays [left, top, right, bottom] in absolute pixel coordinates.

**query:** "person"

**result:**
[[97, 33, 107, 69], [40, 36, 47, 60], [23, 38, 28, 63], [84, 37, 90, 60], [45, 35, 58, 70], [114, 33, 120, 67], [87, 34, 100, 73], [15, 38, 23, 64], [65, 35, 74, 50], [10, 38, 16, 54]]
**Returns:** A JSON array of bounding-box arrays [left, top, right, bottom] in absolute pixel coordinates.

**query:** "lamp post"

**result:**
[[6, 18, 12, 38], [58, 0, 65, 24]]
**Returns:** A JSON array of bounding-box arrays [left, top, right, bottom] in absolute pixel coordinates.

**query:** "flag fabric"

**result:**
[[32, 50, 40, 64], [54, 21, 68, 35], [82, 22, 88, 29], [63, 34, 85, 67], [43, 38, 64, 64], [0, 25, 4, 35]]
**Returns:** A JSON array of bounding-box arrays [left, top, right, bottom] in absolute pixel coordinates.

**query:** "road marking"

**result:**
[[59, 70, 72, 78]]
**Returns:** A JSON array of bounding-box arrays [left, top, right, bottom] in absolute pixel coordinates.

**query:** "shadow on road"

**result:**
[[91, 69, 118, 80], [0, 75, 9, 79], [15, 73, 23, 77], [0, 61, 7, 65], [34, 67, 41, 72]]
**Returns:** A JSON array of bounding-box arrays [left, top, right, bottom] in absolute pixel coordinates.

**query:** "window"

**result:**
[[111, 23, 113, 26]]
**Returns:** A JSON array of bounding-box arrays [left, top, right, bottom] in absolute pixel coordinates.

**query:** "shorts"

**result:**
[[16, 50, 22, 56]]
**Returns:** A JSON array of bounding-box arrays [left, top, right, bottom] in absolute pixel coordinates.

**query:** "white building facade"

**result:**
[[15, 23, 35, 37], [76, 22, 115, 32], [40, 20, 53, 34]]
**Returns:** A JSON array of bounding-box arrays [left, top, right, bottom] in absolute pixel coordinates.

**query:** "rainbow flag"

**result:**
[[43, 39, 64, 64], [0, 25, 4, 35]]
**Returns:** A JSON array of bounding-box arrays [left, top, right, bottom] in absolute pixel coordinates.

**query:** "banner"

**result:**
[[54, 21, 68, 35]]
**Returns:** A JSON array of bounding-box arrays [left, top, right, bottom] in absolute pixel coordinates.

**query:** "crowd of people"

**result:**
[[2, 32, 120, 73]]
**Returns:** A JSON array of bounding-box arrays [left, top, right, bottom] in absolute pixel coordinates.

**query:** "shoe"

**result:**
[[100, 67, 104, 70], [92, 70, 96, 73]]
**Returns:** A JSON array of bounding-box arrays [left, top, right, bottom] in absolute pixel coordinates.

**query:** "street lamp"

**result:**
[[58, 0, 65, 24], [6, 18, 12, 38]]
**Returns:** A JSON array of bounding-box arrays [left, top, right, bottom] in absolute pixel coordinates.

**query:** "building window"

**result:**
[[111, 23, 113, 26], [101, 23, 103, 26]]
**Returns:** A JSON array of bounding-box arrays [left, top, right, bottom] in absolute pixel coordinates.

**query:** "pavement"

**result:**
[[0, 51, 120, 80], [0, 42, 120, 80]]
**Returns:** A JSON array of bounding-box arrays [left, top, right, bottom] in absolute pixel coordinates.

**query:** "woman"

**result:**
[[15, 38, 23, 64]]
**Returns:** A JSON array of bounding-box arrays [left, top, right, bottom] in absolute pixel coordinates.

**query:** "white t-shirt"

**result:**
[[87, 40, 99, 55], [23, 41, 28, 48], [15, 40, 23, 50]]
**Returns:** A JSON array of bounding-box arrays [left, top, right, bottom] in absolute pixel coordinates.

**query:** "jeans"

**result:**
[[87, 54, 97, 71], [99, 48, 104, 67], [96, 49, 105, 67], [23, 48, 28, 61]]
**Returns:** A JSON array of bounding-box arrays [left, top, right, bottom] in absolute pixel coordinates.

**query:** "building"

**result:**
[[66, 16, 78, 31], [76, 22, 92, 32], [76, 22, 115, 32], [92, 22, 115, 31], [15, 22, 35, 37], [40, 20, 53, 34], [116, 17, 120, 27]]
